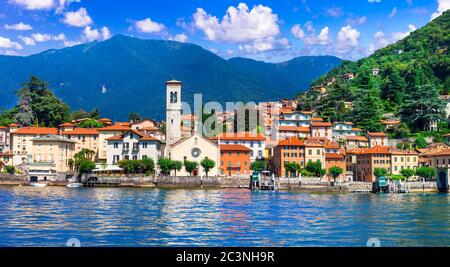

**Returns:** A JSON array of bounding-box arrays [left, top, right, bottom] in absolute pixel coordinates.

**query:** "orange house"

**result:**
[[325, 153, 347, 182], [220, 144, 251, 176]]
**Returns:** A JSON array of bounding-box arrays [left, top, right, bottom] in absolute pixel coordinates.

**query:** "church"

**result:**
[[164, 80, 220, 177]]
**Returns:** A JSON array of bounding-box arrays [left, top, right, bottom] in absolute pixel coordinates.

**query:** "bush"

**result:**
[[5, 165, 15, 175], [250, 160, 266, 172], [416, 167, 435, 180], [78, 159, 96, 174], [374, 167, 388, 178], [119, 159, 155, 174], [390, 174, 405, 181], [184, 160, 198, 176], [400, 168, 415, 180]]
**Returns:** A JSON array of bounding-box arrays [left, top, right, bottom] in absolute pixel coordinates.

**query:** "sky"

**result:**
[[0, 0, 448, 62]]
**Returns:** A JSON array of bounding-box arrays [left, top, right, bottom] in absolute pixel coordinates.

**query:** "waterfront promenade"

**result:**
[[0, 174, 438, 192]]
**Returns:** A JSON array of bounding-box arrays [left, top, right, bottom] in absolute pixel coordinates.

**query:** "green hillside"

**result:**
[[301, 10, 449, 135]]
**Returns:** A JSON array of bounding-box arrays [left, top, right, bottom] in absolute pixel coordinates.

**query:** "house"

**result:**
[[58, 122, 76, 132], [97, 124, 131, 162], [310, 121, 333, 140], [130, 119, 158, 131], [278, 111, 313, 127], [390, 148, 419, 175], [277, 126, 310, 140], [98, 118, 113, 127], [0, 126, 11, 153], [106, 129, 163, 165], [272, 137, 325, 177], [325, 153, 347, 182], [28, 134, 76, 181], [381, 119, 401, 130], [342, 73, 355, 80], [164, 80, 220, 176], [372, 68, 380, 76], [10, 127, 58, 166], [366, 132, 388, 147], [347, 146, 419, 182], [332, 122, 362, 139], [61, 128, 99, 157], [426, 149, 450, 185], [343, 135, 369, 148], [219, 144, 251, 176], [210, 132, 266, 161], [0, 152, 13, 167]]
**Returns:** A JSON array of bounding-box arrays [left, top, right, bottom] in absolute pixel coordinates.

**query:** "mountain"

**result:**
[[0, 35, 341, 120]]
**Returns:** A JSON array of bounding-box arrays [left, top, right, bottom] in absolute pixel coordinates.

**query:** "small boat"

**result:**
[[66, 183, 83, 188], [31, 183, 48, 188]]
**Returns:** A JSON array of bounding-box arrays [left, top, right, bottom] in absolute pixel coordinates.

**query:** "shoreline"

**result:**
[[0, 180, 439, 193]]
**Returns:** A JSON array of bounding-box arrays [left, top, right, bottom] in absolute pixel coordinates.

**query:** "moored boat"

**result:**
[[31, 183, 48, 188], [66, 183, 83, 188]]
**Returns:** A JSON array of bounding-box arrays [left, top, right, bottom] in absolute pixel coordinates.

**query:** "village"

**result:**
[[0, 78, 449, 192]]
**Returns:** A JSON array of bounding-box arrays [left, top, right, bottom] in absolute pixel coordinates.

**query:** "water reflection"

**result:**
[[0, 186, 449, 247]]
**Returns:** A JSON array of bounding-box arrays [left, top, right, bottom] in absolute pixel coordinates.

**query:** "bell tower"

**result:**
[[166, 80, 182, 146]]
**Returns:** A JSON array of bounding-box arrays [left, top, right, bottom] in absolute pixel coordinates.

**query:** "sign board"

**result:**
[[378, 176, 387, 187]]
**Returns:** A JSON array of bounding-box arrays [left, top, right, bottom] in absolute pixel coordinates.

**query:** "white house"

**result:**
[[332, 122, 362, 140], [106, 129, 163, 165]]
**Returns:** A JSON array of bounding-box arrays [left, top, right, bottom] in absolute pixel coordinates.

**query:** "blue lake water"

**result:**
[[0, 186, 449, 247]]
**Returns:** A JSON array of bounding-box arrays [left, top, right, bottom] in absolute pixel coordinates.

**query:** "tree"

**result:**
[[142, 158, 155, 175], [400, 168, 415, 181], [400, 84, 446, 131], [414, 134, 428, 149], [250, 160, 266, 172], [78, 159, 96, 174], [5, 165, 15, 175], [77, 118, 104, 128], [382, 70, 406, 104], [328, 166, 344, 184], [73, 149, 96, 171], [374, 167, 388, 178], [157, 157, 172, 175], [171, 160, 183, 176], [284, 162, 301, 177], [305, 160, 326, 177], [352, 90, 384, 132], [416, 167, 435, 180], [14, 86, 34, 126], [71, 109, 90, 120], [128, 112, 142, 122], [68, 159, 74, 172], [200, 157, 215, 177], [184, 160, 198, 176]]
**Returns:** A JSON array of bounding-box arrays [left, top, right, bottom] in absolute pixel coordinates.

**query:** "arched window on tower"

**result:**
[[170, 91, 178, 103]]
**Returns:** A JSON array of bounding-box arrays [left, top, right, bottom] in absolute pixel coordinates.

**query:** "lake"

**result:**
[[0, 186, 448, 247]]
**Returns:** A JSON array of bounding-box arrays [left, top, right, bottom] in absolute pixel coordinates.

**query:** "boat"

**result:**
[[66, 183, 83, 188], [31, 183, 48, 188]]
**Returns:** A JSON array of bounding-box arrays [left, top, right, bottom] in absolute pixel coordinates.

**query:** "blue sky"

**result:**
[[0, 0, 448, 62]]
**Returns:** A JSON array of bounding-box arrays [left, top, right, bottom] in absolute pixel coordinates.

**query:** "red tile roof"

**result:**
[[345, 135, 368, 141], [12, 127, 58, 135], [0, 126, 7, 129], [220, 144, 251, 152], [278, 126, 310, 132], [325, 153, 344, 160], [59, 122, 75, 127], [98, 125, 131, 131], [427, 149, 450, 157], [211, 132, 266, 141], [278, 137, 324, 147], [61, 128, 99, 135], [310, 121, 332, 127], [367, 132, 387, 137]]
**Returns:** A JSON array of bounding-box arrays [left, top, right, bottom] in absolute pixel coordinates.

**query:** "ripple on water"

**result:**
[[0, 187, 449, 247]]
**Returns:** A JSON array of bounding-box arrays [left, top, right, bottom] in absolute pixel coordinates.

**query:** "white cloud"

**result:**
[[326, 7, 343, 18], [171, 33, 188, 43], [8, 0, 55, 10], [392, 24, 416, 41], [5, 22, 33, 30], [367, 31, 390, 54], [336, 25, 360, 54], [1, 50, 20, 56], [226, 49, 234, 55], [0, 36, 23, 49], [31, 32, 66, 42], [82, 26, 111, 42], [63, 39, 81, 47], [346, 16, 367, 26], [389, 7, 398, 18], [62, 7, 93, 27], [368, 0, 381, 2], [193, 3, 280, 43], [238, 37, 290, 54], [134, 18, 166, 33], [431, 0, 450, 20], [291, 22, 331, 46], [18, 35, 35, 45], [56, 0, 80, 14]]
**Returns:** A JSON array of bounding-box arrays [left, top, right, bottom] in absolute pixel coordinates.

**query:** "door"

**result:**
[[437, 171, 448, 193]]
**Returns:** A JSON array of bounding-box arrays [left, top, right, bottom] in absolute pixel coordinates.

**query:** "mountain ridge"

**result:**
[[0, 34, 342, 120]]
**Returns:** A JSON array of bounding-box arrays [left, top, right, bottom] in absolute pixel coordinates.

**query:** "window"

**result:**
[[132, 155, 138, 160], [142, 142, 148, 148], [316, 149, 320, 155], [114, 142, 119, 149]]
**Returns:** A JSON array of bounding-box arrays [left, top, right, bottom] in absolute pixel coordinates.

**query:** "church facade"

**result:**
[[164, 80, 220, 177]]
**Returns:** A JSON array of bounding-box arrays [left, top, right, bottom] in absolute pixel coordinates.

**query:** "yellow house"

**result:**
[[61, 128, 99, 158], [28, 134, 76, 181], [390, 149, 419, 175]]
